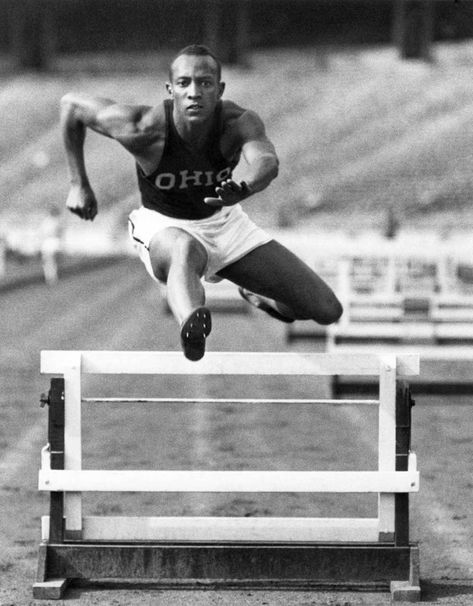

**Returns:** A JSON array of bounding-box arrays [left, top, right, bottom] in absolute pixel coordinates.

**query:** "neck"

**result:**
[[172, 109, 215, 149]]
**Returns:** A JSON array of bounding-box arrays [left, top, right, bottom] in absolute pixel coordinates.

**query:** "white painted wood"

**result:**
[[40, 444, 51, 470], [32, 579, 68, 598], [378, 493, 395, 537], [330, 322, 436, 340], [41, 515, 380, 542], [349, 307, 403, 321], [37, 347, 421, 547], [40, 351, 420, 377], [435, 323, 473, 339], [63, 355, 82, 534], [378, 356, 397, 536], [82, 397, 380, 406], [433, 310, 473, 321], [409, 452, 418, 472], [385, 254, 397, 295], [435, 295, 473, 306], [350, 294, 404, 305], [337, 259, 352, 327], [38, 469, 419, 493], [327, 342, 473, 362]]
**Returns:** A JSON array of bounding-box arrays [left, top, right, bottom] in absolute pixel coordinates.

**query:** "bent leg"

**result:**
[[148, 227, 208, 325], [217, 240, 343, 324]]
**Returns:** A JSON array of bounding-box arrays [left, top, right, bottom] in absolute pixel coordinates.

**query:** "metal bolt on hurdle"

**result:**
[[33, 350, 421, 602]]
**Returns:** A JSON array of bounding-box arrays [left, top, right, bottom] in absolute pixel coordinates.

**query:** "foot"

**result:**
[[238, 288, 295, 324], [180, 307, 212, 361]]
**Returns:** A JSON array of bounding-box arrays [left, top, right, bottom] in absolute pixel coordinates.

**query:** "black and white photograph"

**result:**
[[0, 1, 472, 604]]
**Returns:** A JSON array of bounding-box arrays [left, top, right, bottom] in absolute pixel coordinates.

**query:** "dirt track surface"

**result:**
[[0, 260, 472, 605]]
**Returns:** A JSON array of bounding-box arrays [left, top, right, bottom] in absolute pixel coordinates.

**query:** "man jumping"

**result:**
[[61, 44, 342, 360]]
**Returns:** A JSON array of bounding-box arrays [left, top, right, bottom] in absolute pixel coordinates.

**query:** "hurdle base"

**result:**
[[32, 579, 70, 600], [390, 580, 421, 602], [33, 541, 420, 601]]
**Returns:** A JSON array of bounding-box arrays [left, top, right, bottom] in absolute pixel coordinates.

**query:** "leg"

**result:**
[[149, 227, 208, 324], [149, 228, 211, 360], [217, 240, 343, 324]]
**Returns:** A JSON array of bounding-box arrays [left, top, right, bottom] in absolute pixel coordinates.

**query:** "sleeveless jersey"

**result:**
[[136, 99, 238, 220]]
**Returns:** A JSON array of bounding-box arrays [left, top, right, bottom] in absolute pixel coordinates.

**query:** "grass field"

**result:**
[[1, 41, 473, 244]]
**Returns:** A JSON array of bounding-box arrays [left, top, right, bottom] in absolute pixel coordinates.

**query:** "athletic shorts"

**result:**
[[128, 204, 272, 283]]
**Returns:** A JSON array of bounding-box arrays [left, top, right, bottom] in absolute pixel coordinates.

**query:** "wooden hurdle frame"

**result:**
[[34, 351, 420, 602], [284, 240, 473, 344]]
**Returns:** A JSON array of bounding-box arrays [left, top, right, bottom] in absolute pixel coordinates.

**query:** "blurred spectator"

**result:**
[[39, 205, 64, 286], [385, 204, 399, 240]]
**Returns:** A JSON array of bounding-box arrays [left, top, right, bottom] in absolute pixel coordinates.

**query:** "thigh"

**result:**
[[217, 239, 341, 321], [148, 227, 208, 282]]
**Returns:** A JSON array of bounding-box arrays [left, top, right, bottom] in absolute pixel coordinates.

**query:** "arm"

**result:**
[[204, 110, 279, 207], [60, 92, 153, 220]]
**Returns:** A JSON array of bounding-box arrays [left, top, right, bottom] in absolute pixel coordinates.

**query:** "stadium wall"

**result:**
[[0, 0, 472, 56]]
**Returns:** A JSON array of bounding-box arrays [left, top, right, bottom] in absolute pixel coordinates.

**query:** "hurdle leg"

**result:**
[[390, 381, 420, 602], [33, 378, 70, 600], [378, 357, 396, 541]]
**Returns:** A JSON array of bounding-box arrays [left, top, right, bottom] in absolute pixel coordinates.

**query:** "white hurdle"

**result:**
[[34, 350, 421, 602]]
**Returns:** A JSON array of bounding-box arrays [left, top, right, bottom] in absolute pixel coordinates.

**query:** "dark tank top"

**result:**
[[136, 99, 237, 219]]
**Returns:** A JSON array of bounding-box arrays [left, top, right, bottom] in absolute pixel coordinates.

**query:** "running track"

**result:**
[[0, 259, 472, 605]]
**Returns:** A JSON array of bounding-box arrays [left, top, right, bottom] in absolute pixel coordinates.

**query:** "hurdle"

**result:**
[[34, 350, 420, 602], [328, 341, 473, 396], [285, 239, 473, 343]]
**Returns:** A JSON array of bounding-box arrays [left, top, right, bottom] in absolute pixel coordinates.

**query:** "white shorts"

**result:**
[[128, 204, 272, 283]]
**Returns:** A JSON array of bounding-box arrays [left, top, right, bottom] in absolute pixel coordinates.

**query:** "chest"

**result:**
[[138, 123, 239, 177]]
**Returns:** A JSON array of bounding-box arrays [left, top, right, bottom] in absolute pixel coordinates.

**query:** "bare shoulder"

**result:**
[[221, 100, 266, 139], [99, 101, 166, 147], [62, 91, 166, 147]]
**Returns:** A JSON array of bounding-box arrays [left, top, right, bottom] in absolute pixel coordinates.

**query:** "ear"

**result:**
[[218, 82, 225, 98], [166, 82, 173, 97]]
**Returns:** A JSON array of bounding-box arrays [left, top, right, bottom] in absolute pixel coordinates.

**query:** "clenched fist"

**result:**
[[66, 184, 98, 221]]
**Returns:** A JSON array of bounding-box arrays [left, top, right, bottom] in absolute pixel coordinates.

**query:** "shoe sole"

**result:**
[[180, 307, 212, 361]]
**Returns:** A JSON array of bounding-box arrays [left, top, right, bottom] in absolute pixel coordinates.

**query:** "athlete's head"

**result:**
[[168, 45, 222, 81], [166, 45, 225, 123]]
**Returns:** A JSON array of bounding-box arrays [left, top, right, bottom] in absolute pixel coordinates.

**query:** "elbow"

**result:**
[[60, 94, 84, 131], [270, 158, 279, 181], [60, 93, 75, 109], [60, 93, 76, 121], [60, 93, 84, 117]]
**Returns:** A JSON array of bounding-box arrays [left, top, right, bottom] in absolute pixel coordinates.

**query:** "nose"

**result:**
[[187, 81, 201, 98]]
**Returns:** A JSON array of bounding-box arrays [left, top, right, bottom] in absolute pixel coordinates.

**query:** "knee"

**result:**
[[175, 235, 208, 273], [150, 230, 207, 282], [313, 297, 343, 325]]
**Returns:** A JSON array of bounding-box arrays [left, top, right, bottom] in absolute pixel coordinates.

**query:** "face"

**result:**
[[167, 54, 225, 123]]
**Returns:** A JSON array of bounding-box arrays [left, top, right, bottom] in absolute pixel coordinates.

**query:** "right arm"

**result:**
[[60, 92, 155, 220]]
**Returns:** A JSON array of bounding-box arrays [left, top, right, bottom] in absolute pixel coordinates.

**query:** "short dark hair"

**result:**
[[169, 44, 222, 81]]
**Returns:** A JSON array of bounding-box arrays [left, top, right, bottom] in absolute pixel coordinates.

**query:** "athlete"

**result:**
[[61, 44, 342, 361]]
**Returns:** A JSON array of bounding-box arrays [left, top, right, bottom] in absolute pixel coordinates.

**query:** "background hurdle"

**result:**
[[34, 351, 420, 601]]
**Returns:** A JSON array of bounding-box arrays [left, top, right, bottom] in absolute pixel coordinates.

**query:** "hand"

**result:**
[[66, 184, 98, 221], [204, 180, 251, 207]]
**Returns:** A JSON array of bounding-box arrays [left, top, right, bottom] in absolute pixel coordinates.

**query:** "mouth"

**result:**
[[187, 104, 203, 112]]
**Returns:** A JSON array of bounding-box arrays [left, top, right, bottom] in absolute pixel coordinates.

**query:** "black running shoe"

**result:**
[[180, 307, 212, 361], [238, 288, 295, 323]]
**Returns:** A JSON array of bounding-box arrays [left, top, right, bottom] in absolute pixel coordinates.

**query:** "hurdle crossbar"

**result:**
[[34, 350, 420, 602], [327, 342, 473, 395]]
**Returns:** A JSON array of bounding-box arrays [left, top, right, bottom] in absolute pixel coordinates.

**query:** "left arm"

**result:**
[[204, 110, 279, 207]]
